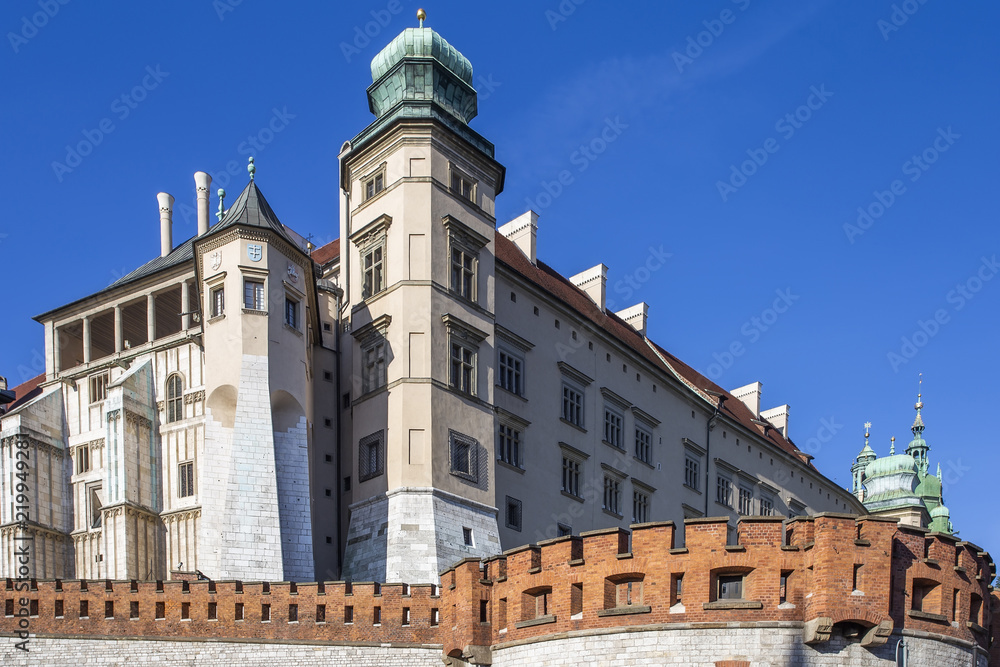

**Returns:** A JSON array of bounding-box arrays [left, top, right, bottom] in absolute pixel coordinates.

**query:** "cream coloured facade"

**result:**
[[0, 21, 864, 586]]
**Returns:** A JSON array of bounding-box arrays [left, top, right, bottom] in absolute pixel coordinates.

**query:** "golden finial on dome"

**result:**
[[417, 8, 426, 27], [915, 372, 924, 410]]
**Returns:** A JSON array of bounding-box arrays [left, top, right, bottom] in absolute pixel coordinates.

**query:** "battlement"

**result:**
[[1, 515, 996, 666]]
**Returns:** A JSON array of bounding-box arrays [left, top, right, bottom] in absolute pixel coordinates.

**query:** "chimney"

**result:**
[[569, 264, 608, 310], [194, 172, 212, 236], [157, 192, 174, 257], [760, 404, 790, 439], [731, 381, 762, 417], [615, 302, 648, 335], [498, 210, 538, 265]]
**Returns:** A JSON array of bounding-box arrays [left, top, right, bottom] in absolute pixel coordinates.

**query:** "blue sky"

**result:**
[[1, 1, 997, 559]]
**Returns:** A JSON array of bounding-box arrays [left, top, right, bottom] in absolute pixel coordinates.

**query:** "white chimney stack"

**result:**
[[761, 404, 790, 439], [731, 381, 763, 418], [194, 171, 212, 236], [569, 264, 608, 310], [157, 192, 175, 258], [616, 302, 649, 335], [498, 210, 538, 265]]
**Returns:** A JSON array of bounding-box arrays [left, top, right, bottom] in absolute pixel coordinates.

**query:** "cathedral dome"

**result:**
[[371, 27, 473, 86], [914, 472, 941, 500], [864, 453, 916, 480]]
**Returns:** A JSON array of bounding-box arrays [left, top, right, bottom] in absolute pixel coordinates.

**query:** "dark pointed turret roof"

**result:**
[[204, 180, 298, 246]]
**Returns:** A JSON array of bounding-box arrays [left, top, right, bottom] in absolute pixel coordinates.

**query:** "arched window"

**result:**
[[166, 374, 184, 423]]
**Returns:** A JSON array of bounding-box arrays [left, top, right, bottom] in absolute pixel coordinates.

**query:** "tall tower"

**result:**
[[339, 11, 506, 583], [905, 384, 929, 474], [851, 422, 876, 502], [194, 173, 317, 581]]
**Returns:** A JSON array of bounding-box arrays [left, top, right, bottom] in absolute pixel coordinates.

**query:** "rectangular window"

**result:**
[[316, 604, 326, 623], [235, 603, 244, 621], [738, 487, 753, 515], [718, 575, 743, 600], [106, 601, 114, 619], [243, 279, 265, 310], [716, 476, 733, 508], [451, 169, 475, 202], [634, 426, 651, 464], [79, 600, 89, 618], [463, 527, 474, 546], [362, 245, 384, 298], [505, 496, 522, 532], [562, 383, 584, 427], [562, 457, 581, 497], [672, 574, 684, 606], [450, 431, 478, 482], [362, 340, 386, 394], [261, 604, 270, 622], [498, 349, 523, 396], [364, 172, 384, 200], [497, 423, 521, 468], [210, 287, 224, 317], [344, 606, 353, 624], [373, 606, 381, 625], [208, 602, 217, 620], [76, 445, 91, 474], [284, 297, 299, 329], [178, 461, 194, 498], [89, 371, 110, 403], [760, 496, 774, 516], [684, 457, 699, 490], [633, 489, 649, 524], [450, 341, 476, 395], [450, 247, 476, 300], [603, 476, 622, 515], [155, 602, 165, 619], [55, 599, 64, 618], [358, 430, 385, 482], [288, 604, 298, 622], [430, 608, 439, 626], [603, 408, 623, 448]]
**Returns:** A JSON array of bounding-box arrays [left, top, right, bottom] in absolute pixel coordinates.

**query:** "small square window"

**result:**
[[451, 168, 475, 202], [463, 527, 474, 546], [358, 431, 385, 482], [364, 172, 385, 201], [718, 575, 743, 600], [450, 431, 478, 482]]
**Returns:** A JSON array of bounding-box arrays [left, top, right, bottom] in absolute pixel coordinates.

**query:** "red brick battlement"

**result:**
[[1, 515, 997, 665]]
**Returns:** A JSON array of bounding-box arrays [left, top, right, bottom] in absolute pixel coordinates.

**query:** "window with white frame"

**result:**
[[450, 166, 475, 203], [363, 169, 384, 201], [497, 349, 523, 396], [603, 475, 622, 516], [497, 422, 522, 468], [362, 339, 386, 394], [634, 425, 652, 464], [450, 431, 478, 482], [450, 246, 476, 300], [358, 430, 385, 482], [684, 456, 700, 490], [362, 243, 385, 298], [450, 340, 476, 395], [603, 407, 623, 448], [562, 456, 581, 497], [166, 374, 184, 423], [738, 486, 754, 515], [178, 461, 194, 498], [244, 279, 265, 310], [716, 475, 733, 508], [89, 371, 109, 403], [88, 484, 103, 529], [210, 287, 225, 317], [633, 488, 650, 524], [284, 296, 299, 329], [562, 383, 584, 427]]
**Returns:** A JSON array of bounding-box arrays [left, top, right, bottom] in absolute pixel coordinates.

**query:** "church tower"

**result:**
[[338, 11, 506, 583]]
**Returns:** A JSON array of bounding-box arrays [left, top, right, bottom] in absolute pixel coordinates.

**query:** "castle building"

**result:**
[[851, 388, 954, 534], [4, 15, 868, 586]]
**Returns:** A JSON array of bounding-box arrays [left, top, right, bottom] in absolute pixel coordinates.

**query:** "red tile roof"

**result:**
[[311, 239, 340, 266], [493, 231, 813, 468], [3, 373, 45, 414]]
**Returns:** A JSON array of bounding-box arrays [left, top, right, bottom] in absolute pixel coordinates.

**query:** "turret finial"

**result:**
[[216, 188, 226, 221], [248, 156, 256, 182], [864, 421, 871, 446], [417, 8, 425, 27], [890, 436, 895, 455]]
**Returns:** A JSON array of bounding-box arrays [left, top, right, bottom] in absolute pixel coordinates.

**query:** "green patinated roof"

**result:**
[[915, 472, 941, 499], [371, 28, 473, 86], [864, 453, 916, 479]]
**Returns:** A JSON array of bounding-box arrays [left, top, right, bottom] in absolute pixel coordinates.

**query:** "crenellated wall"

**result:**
[[1, 514, 996, 666]]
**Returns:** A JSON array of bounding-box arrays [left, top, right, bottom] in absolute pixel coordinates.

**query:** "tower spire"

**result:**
[[889, 436, 895, 455], [907, 373, 929, 473]]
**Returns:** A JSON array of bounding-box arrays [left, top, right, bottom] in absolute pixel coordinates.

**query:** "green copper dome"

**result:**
[[914, 472, 941, 500], [864, 453, 916, 479], [371, 28, 473, 86]]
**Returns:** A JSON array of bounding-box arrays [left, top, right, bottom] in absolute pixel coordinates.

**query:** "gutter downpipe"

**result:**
[[705, 400, 722, 518], [895, 637, 907, 666]]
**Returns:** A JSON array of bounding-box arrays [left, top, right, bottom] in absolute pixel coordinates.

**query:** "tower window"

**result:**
[[178, 461, 195, 498], [284, 297, 299, 329], [450, 167, 475, 202], [362, 244, 385, 298], [166, 374, 184, 423], [358, 430, 385, 482], [450, 341, 476, 395], [89, 371, 110, 403], [243, 279, 265, 310], [210, 287, 224, 317], [450, 431, 478, 482], [451, 247, 476, 300], [364, 171, 384, 201]]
